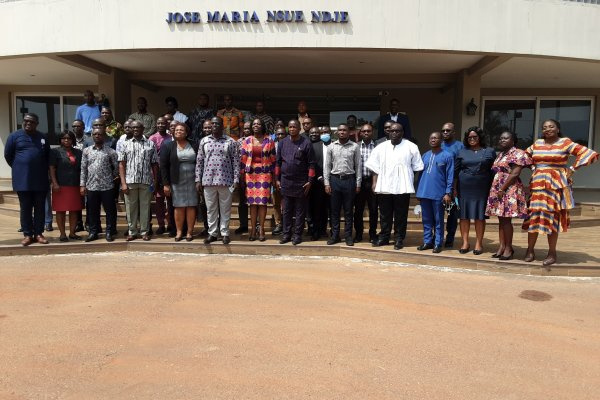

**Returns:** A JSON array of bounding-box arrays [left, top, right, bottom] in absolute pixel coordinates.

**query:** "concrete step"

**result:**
[[579, 202, 600, 217], [1, 193, 598, 231]]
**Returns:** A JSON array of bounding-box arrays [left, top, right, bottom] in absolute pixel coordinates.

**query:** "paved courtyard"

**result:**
[[1, 252, 599, 399]]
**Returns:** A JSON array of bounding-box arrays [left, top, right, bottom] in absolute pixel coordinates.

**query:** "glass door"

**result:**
[[538, 99, 592, 146], [14, 95, 61, 145], [483, 99, 536, 150]]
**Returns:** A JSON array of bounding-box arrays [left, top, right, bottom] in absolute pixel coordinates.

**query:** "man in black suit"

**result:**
[[307, 126, 330, 240], [377, 98, 412, 140]]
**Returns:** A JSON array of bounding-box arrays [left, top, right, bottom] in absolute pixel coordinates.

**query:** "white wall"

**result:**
[[1, 0, 600, 61]]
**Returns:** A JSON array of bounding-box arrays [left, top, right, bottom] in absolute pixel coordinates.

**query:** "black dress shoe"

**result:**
[[394, 240, 404, 250], [45, 224, 54, 232], [105, 233, 114, 242], [222, 236, 231, 244], [459, 247, 470, 254], [433, 246, 442, 253], [473, 249, 483, 255], [279, 237, 291, 244], [345, 237, 354, 247], [75, 223, 85, 232], [85, 234, 98, 242], [272, 224, 283, 236], [327, 237, 341, 245], [292, 237, 302, 246], [353, 234, 363, 243], [155, 226, 166, 235], [417, 243, 434, 251], [372, 240, 389, 247], [204, 235, 218, 244], [444, 241, 454, 248], [234, 227, 248, 234]]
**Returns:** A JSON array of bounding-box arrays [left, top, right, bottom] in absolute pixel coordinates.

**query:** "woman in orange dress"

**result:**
[[240, 118, 277, 241], [524, 119, 598, 268]]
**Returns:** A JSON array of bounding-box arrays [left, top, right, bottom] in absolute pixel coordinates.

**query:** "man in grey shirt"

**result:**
[[324, 124, 362, 246]]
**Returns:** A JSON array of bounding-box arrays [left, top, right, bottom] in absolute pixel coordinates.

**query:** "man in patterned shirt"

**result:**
[[129, 97, 156, 138], [187, 93, 214, 146], [100, 106, 123, 148], [195, 116, 240, 245], [118, 120, 159, 241], [353, 123, 378, 244], [248, 100, 274, 136], [80, 120, 118, 242], [216, 94, 244, 141]]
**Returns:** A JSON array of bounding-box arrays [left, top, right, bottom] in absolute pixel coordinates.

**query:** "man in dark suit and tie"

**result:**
[[377, 98, 412, 141]]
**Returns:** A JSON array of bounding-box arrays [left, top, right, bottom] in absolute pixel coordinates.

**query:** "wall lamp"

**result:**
[[466, 98, 478, 116]]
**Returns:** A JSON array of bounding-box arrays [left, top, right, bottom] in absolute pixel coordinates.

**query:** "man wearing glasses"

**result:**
[[440, 122, 464, 248], [4, 113, 51, 246]]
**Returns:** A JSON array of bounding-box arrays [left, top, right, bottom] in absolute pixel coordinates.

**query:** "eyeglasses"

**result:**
[[467, 136, 479, 140]]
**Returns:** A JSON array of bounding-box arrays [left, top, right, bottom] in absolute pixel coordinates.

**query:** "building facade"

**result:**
[[1, 0, 599, 198]]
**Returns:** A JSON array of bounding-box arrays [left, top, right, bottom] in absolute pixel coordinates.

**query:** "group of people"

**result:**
[[5, 90, 598, 269]]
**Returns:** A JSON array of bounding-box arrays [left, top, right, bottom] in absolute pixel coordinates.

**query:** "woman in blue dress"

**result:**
[[454, 127, 496, 255]]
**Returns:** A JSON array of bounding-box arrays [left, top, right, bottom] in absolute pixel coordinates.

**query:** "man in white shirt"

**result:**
[[366, 122, 424, 249]]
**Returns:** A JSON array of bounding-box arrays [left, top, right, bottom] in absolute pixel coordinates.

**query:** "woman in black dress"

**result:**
[[454, 127, 496, 255], [49, 131, 83, 242]]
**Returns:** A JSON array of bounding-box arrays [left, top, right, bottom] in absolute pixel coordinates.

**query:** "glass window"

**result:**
[[15, 96, 61, 145], [539, 99, 592, 146], [483, 99, 536, 150], [63, 95, 84, 131]]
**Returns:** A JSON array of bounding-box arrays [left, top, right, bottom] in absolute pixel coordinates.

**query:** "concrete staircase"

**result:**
[[1, 190, 599, 232]]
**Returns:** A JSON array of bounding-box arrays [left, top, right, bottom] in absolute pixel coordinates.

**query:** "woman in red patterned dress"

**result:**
[[240, 118, 277, 241], [524, 119, 598, 268], [485, 131, 531, 260]]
